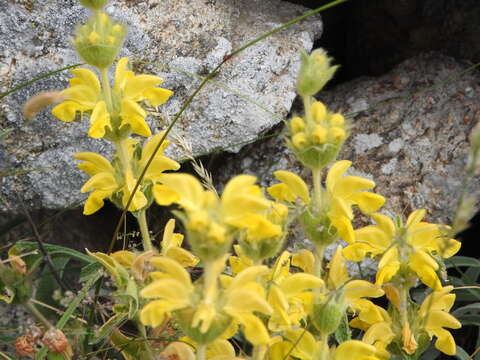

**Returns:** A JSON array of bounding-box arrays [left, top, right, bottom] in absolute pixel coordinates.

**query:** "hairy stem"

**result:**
[[138, 209, 153, 252]]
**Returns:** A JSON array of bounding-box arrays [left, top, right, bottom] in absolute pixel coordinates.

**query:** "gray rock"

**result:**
[[0, 0, 322, 212], [216, 52, 480, 226]]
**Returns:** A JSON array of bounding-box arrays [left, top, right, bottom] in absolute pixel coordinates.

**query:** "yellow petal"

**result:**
[[80, 172, 117, 193], [62, 85, 98, 108], [140, 278, 191, 304], [343, 243, 371, 262], [292, 249, 315, 274], [120, 99, 151, 137], [334, 340, 377, 360], [354, 225, 391, 253], [153, 184, 181, 206], [267, 183, 296, 202], [344, 280, 384, 300], [349, 192, 385, 214], [328, 245, 349, 289], [273, 170, 310, 204], [69, 68, 101, 94], [329, 215, 354, 244], [406, 209, 426, 227], [236, 313, 270, 345], [165, 247, 199, 267], [75, 152, 113, 175], [143, 87, 174, 107], [229, 213, 281, 240], [333, 176, 375, 198], [371, 213, 395, 238], [149, 256, 192, 288], [426, 310, 461, 331], [110, 250, 136, 267], [225, 287, 272, 315], [124, 74, 163, 100], [158, 173, 206, 211], [229, 266, 269, 292], [140, 299, 177, 328], [207, 339, 235, 359], [326, 160, 352, 193], [88, 101, 111, 138], [430, 327, 457, 356], [363, 322, 395, 345], [114, 57, 134, 91], [83, 189, 113, 215], [51, 101, 87, 122], [281, 273, 324, 298]]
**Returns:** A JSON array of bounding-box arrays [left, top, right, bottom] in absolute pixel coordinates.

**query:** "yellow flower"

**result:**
[[52, 57, 173, 138], [160, 219, 199, 267], [153, 173, 280, 260], [140, 257, 272, 346], [267, 251, 324, 332], [268, 161, 384, 244], [343, 210, 461, 290], [75, 132, 179, 214], [419, 286, 461, 355], [269, 329, 382, 360]]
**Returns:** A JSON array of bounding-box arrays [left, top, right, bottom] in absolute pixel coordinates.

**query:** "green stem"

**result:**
[[318, 333, 329, 360], [100, 67, 113, 112], [196, 344, 206, 360], [25, 300, 53, 329], [314, 244, 325, 280], [138, 209, 153, 252], [312, 168, 322, 211], [137, 321, 155, 360], [303, 95, 313, 129]]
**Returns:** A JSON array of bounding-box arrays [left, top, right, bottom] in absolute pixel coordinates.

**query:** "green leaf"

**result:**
[[79, 262, 102, 283], [12, 241, 94, 264], [90, 312, 128, 345], [334, 314, 351, 343], [454, 346, 471, 360], [446, 256, 480, 269], [452, 303, 480, 317], [125, 278, 139, 320]]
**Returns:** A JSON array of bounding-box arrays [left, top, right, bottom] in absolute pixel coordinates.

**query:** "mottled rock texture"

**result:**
[[0, 0, 322, 212], [216, 52, 480, 225]]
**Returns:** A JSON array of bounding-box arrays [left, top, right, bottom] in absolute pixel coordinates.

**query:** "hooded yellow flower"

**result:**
[[52, 57, 173, 138], [343, 210, 461, 290], [266, 251, 324, 332], [76, 132, 179, 214], [153, 173, 281, 260], [269, 328, 383, 360], [419, 286, 461, 355], [140, 257, 273, 346], [268, 161, 385, 244]]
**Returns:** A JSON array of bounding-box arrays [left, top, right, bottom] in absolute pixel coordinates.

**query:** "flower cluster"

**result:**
[[14, 0, 464, 359]]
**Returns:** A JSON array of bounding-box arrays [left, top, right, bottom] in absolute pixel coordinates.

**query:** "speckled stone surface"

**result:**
[[216, 52, 480, 225], [0, 0, 322, 211]]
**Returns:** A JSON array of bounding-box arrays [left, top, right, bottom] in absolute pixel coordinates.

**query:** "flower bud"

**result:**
[[312, 302, 344, 335], [290, 116, 305, 132], [288, 102, 348, 170], [73, 12, 126, 69], [79, 0, 108, 10], [297, 49, 338, 97]]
